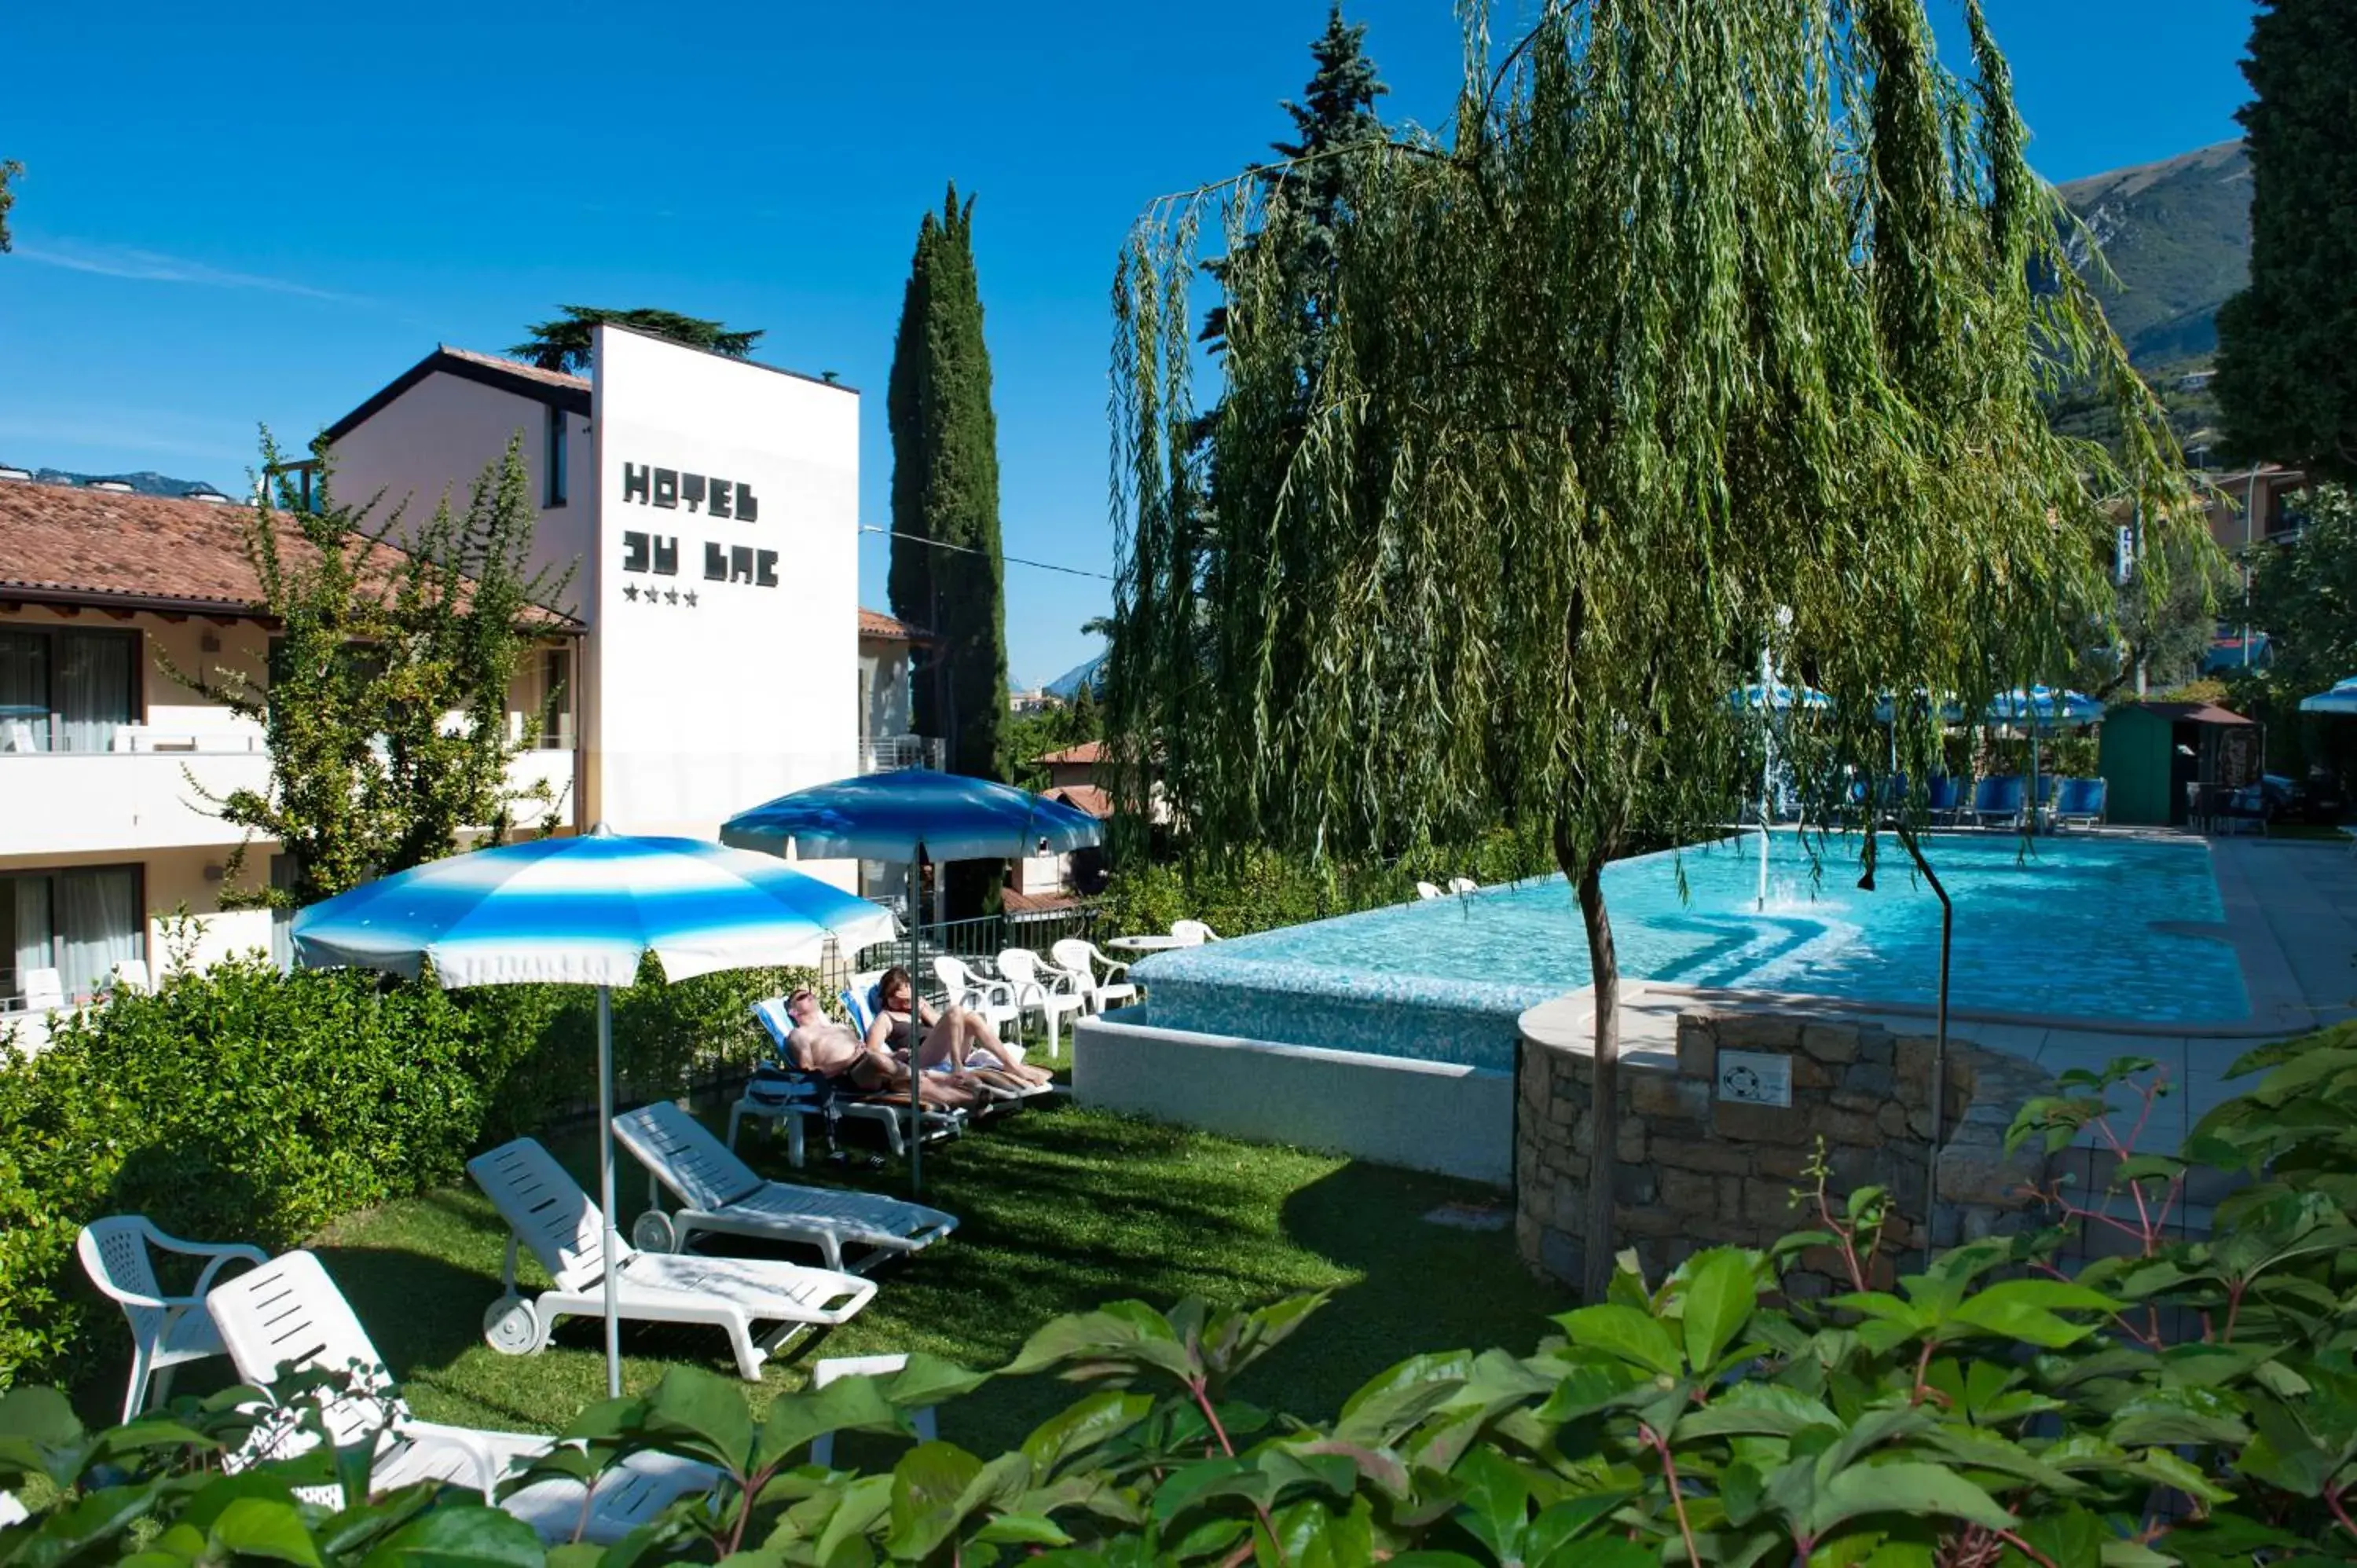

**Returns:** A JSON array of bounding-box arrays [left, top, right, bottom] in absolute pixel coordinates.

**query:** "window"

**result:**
[[539, 646, 574, 748], [544, 405, 568, 507], [1, 866, 143, 1009], [0, 627, 137, 753]]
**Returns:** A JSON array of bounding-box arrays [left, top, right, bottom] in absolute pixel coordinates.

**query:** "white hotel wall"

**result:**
[[586, 328, 860, 863]]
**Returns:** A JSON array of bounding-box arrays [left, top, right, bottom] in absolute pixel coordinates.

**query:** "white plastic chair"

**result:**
[[995, 948, 1085, 1060], [614, 1101, 958, 1269], [207, 1250, 713, 1541], [109, 959, 151, 995], [20, 968, 62, 1013], [1415, 881, 1442, 900], [1447, 877, 1479, 895], [77, 1216, 266, 1422], [1169, 920, 1220, 945], [930, 955, 1021, 1042], [467, 1138, 875, 1380], [1050, 940, 1136, 1012], [808, 1354, 939, 1468]]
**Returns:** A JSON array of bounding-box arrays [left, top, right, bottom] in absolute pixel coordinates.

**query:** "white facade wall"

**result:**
[[585, 328, 860, 860]]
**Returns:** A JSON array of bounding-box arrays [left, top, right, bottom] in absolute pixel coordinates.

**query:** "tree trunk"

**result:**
[[1568, 846, 1621, 1303]]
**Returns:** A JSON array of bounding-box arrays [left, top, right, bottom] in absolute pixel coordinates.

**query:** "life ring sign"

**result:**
[[1716, 1050, 1793, 1108]]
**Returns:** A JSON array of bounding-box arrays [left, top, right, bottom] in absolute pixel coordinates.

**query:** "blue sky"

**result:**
[[1, 0, 2256, 688]]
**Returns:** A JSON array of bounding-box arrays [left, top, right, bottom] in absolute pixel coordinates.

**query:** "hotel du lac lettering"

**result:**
[[615, 460, 778, 606]]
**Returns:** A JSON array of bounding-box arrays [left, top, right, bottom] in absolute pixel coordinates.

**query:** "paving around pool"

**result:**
[[1071, 830, 2357, 1280]]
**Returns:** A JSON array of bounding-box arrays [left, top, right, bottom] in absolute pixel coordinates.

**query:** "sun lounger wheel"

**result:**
[[630, 1211, 680, 1255], [483, 1295, 545, 1356]]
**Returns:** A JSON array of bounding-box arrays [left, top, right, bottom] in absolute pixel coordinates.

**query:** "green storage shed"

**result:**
[[2097, 701, 2257, 826]]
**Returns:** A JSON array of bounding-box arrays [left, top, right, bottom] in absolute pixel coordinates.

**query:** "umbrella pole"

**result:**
[[598, 985, 621, 1400], [908, 849, 922, 1198]]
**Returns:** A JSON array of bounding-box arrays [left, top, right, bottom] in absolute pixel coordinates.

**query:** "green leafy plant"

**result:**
[[0, 956, 812, 1392]]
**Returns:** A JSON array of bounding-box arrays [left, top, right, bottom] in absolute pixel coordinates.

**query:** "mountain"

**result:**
[[1043, 652, 1105, 701], [29, 468, 225, 498], [2058, 139, 2251, 371]]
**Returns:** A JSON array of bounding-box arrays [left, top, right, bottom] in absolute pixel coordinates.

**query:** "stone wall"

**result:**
[[1516, 1008, 2054, 1295]]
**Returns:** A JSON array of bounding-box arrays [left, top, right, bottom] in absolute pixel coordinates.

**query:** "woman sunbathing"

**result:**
[[869, 966, 1056, 1091], [781, 987, 981, 1109]]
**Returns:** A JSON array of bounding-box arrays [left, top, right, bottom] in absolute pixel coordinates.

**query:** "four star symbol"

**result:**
[[621, 581, 705, 607]]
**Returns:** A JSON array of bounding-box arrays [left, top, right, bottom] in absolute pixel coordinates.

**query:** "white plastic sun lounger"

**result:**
[[207, 1250, 714, 1541], [467, 1138, 876, 1380], [613, 1102, 958, 1272]]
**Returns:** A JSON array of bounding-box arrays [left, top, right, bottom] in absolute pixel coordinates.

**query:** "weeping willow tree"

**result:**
[[1108, 0, 2190, 1296]]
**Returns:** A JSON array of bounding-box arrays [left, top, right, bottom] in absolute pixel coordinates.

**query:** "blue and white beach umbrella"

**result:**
[[720, 766, 1106, 863], [721, 768, 1106, 1195], [2299, 676, 2357, 716], [1726, 682, 1831, 712], [292, 827, 895, 1396], [1983, 686, 2104, 727]]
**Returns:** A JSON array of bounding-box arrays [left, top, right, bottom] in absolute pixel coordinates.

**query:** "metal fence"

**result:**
[[820, 904, 1106, 1004]]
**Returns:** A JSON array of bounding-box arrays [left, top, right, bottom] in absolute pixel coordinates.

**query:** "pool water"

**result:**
[[1130, 833, 2246, 1070]]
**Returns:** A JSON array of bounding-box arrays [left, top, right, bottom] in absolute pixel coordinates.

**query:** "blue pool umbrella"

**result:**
[[291, 827, 896, 1398], [720, 768, 1105, 1192], [720, 767, 1106, 863], [2299, 676, 2357, 715], [1726, 682, 1831, 711], [1983, 686, 2104, 726]]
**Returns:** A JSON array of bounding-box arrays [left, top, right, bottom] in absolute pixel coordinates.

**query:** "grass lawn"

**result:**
[[269, 1096, 1567, 1454]]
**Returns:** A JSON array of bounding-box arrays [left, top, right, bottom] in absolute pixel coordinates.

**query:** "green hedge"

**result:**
[[0, 954, 809, 1392], [1096, 829, 1556, 940]]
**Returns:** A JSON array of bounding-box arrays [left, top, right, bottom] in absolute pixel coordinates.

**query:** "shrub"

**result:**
[[1098, 827, 1554, 938], [11, 1041, 2357, 1563], [0, 954, 812, 1392]]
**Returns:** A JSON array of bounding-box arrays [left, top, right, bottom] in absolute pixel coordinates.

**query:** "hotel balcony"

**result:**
[[859, 734, 944, 773], [0, 727, 574, 859]]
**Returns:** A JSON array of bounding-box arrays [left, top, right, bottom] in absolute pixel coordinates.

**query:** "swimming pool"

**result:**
[[1128, 832, 2247, 1071]]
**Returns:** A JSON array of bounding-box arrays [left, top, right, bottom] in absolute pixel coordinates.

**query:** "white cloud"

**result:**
[[12, 239, 361, 303]]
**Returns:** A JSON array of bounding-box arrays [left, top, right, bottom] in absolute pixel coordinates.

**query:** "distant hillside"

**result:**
[[2059, 139, 2251, 371], [1043, 652, 1105, 701], [29, 468, 224, 498]]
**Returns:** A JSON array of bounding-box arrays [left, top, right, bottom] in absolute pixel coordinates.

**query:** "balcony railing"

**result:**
[[859, 734, 944, 773]]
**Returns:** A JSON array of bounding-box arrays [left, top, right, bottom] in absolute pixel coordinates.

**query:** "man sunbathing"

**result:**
[[868, 965, 1055, 1090], [781, 987, 981, 1109]]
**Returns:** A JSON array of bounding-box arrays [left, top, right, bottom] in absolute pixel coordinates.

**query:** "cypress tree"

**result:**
[[886, 187, 1010, 917], [2215, 0, 2357, 482]]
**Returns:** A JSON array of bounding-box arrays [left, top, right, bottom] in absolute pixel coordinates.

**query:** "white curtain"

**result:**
[[0, 632, 46, 752], [9, 877, 51, 1002], [56, 869, 138, 1001], [53, 632, 131, 754]]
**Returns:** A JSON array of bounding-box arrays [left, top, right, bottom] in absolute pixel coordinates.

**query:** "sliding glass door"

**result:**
[[1, 867, 144, 1008], [0, 628, 137, 753]]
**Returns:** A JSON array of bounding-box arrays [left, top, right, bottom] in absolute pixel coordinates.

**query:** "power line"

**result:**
[[859, 526, 1116, 583]]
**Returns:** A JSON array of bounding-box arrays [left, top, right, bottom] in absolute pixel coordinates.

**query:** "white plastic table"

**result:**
[[1106, 935, 1192, 954]]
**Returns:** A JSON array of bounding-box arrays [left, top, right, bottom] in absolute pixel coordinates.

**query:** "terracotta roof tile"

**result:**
[[1044, 784, 1113, 819], [860, 607, 929, 641], [1032, 741, 1104, 765], [0, 478, 579, 628], [439, 345, 589, 393]]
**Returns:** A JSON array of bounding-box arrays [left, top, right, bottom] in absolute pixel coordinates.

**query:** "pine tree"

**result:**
[[0, 159, 20, 253], [2215, 0, 2357, 482], [510, 307, 762, 375], [886, 187, 1010, 917], [1200, 6, 1390, 363]]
